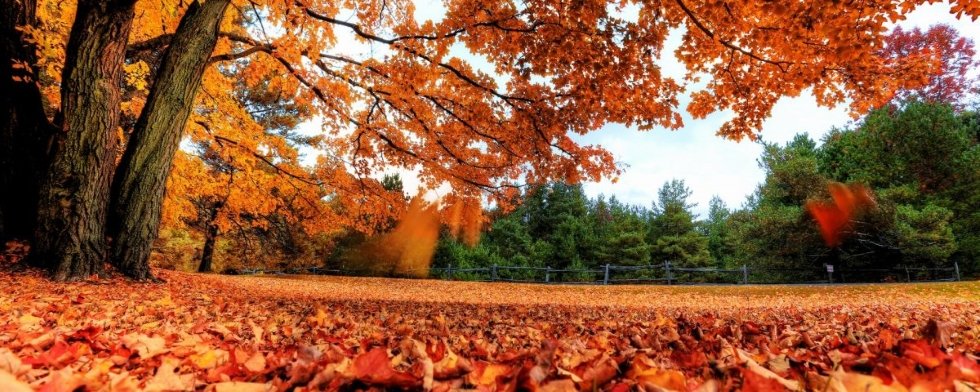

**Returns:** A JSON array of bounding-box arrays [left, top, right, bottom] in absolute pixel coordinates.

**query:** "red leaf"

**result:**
[[807, 182, 876, 247], [352, 347, 419, 387], [69, 325, 102, 342], [23, 341, 82, 367], [741, 368, 789, 392], [426, 339, 446, 362]]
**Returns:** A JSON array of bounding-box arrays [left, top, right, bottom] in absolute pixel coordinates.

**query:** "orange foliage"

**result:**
[[339, 197, 441, 276], [441, 194, 484, 247], [460, 201, 483, 247], [387, 198, 442, 277], [17, 0, 980, 266], [806, 182, 878, 247]]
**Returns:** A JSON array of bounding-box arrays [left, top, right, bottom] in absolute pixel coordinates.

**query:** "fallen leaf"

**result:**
[[144, 357, 194, 392], [0, 369, 32, 392], [210, 381, 271, 392], [243, 351, 266, 373]]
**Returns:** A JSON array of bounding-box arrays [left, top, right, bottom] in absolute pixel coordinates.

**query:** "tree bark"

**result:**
[[32, 0, 137, 281], [198, 223, 218, 273], [0, 0, 54, 242], [108, 0, 230, 280]]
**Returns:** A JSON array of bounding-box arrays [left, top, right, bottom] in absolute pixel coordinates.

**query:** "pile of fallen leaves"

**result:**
[[0, 267, 978, 391]]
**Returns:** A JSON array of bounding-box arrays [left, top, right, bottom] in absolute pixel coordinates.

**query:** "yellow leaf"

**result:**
[[824, 369, 908, 392], [243, 352, 266, 373], [18, 314, 42, 329], [190, 350, 219, 369], [154, 295, 174, 307], [0, 369, 32, 392], [145, 357, 194, 392]]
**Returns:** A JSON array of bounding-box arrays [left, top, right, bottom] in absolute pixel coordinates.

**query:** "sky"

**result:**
[[322, 1, 980, 218]]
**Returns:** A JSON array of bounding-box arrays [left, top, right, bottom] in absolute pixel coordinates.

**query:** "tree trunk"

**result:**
[[32, 0, 137, 281], [108, 0, 230, 280], [198, 223, 218, 273], [0, 0, 54, 242]]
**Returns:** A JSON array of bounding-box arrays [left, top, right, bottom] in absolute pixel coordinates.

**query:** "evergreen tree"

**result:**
[[819, 102, 978, 272], [598, 197, 651, 266], [702, 196, 734, 268], [730, 136, 828, 273], [895, 204, 957, 267], [523, 183, 593, 269], [647, 180, 710, 268], [484, 215, 535, 268]]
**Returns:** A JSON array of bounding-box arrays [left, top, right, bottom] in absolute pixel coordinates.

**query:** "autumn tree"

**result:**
[[31, 0, 139, 281], [4, 0, 980, 280], [107, 0, 232, 280], [881, 24, 979, 109]]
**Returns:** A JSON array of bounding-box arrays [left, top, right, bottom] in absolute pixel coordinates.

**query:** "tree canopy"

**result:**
[[1, 0, 979, 280]]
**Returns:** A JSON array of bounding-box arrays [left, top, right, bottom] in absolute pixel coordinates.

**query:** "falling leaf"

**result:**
[[806, 182, 877, 247]]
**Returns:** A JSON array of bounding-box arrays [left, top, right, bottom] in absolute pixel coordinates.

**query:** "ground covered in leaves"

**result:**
[[1, 269, 979, 391]]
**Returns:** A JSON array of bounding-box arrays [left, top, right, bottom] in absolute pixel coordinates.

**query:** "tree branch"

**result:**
[[673, 0, 791, 72], [301, 3, 534, 104], [195, 120, 324, 187]]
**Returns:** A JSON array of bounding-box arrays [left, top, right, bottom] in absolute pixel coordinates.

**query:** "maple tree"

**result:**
[[881, 24, 980, 109], [2, 0, 980, 280]]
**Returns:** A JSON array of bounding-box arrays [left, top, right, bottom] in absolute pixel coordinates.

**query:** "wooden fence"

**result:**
[[236, 261, 961, 285]]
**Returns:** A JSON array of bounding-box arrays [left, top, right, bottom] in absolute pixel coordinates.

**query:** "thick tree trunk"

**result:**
[[108, 0, 230, 280], [198, 224, 218, 273], [32, 0, 137, 281], [0, 0, 54, 242]]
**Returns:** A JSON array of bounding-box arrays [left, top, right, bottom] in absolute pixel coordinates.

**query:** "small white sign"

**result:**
[[826, 265, 834, 273]]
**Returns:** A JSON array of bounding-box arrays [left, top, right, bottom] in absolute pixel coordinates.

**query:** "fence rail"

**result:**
[[232, 261, 961, 285]]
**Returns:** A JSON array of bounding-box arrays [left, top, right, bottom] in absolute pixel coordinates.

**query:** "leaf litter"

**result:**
[[0, 269, 978, 391]]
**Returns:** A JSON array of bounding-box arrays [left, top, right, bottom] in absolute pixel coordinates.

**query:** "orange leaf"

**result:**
[[352, 347, 419, 387]]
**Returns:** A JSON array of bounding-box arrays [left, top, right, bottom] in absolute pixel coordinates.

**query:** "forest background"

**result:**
[[1, 0, 978, 281]]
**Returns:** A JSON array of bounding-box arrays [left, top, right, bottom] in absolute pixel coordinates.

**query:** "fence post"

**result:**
[[491, 264, 498, 281], [905, 267, 911, 282], [954, 262, 960, 281], [603, 264, 610, 285], [665, 261, 672, 285], [447, 265, 453, 281], [742, 265, 748, 285]]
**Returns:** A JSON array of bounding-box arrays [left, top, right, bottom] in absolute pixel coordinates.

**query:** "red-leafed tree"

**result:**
[[881, 24, 980, 109]]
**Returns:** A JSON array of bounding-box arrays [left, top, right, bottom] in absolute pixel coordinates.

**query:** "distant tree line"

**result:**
[[429, 101, 980, 278], [158, 101, 978, 279]]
